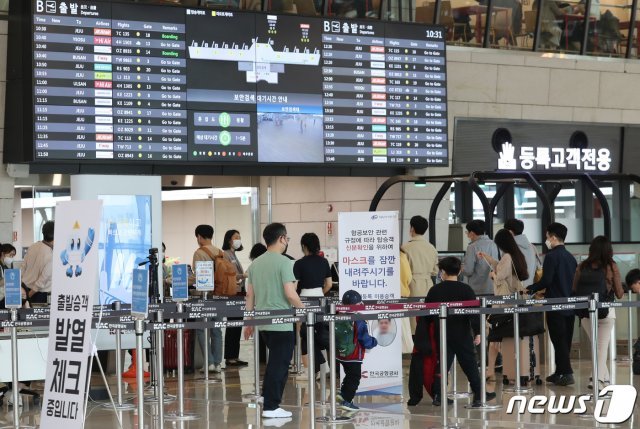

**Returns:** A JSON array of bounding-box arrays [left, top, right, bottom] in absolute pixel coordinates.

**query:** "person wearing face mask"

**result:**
[[293, 233, 331, 379], [244, 223, 304, 419], [527, 222, 577, 386], [222, 229, 249, 367], [0, 244, 21, 309]]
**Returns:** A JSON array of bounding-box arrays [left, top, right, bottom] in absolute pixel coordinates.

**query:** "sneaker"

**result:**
[[210, 364, 222, 373], [432, 395, 453, 406], [263, 418, 292, 427], [226, 359, 249, 367], [262, 408, 293, 418], [546, 373, 560, 384], [554, 374, 575, 386], [588, 379, 610, 390], [339, 401, 360, 411], [7, 392, 22, 407], [335, 392, 344, 403], [471, 391, 496, 407]]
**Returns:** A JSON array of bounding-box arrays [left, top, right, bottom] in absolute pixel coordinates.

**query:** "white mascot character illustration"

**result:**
[[60, 221, 95, 278]]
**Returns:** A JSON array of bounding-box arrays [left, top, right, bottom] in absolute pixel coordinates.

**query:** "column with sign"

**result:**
[[33, 1, 113, 161], [322, 20, 387, 164], [384, 23, 448, 165], [111, 3, 187, 161]]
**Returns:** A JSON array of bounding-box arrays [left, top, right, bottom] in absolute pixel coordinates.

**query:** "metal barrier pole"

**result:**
[[439, 304, 449, 428], [609, 321, 617, 384], [166, 302, 198, 421], [293, 324, 304, 376], [135, 319, 145, 429], [110, 301, 135, 409], [448, 357, 471, 399], [155, 310, 165, 428], [10, 308, 20, 428], [198, 294, 220, 385], [316, 302, 351, 424], [467, 298, 501, 410], [243, 325, 262, 400], [306, 311, 316, 425], [628, 291, 634, 363], [504, 293, 532, 394], [590, 294, 599, 396]]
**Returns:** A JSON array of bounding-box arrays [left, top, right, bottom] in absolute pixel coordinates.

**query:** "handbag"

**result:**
[[488, 259, 545, 340]]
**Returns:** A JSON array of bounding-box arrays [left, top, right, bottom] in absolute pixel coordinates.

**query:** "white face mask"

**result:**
[[3, 257, 13, 266], [232, 239, 242, 250], [545, 239, 552, 249]]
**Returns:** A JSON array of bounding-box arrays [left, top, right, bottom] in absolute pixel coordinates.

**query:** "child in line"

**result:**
[[336, 290, 378, 411]]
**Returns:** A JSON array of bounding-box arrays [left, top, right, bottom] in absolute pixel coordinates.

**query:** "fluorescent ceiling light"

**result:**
[[162, 187, 253, 201], [184, 175, 194, 187]]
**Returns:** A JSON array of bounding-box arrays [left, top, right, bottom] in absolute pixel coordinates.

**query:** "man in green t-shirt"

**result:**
[[244, 223, 304, 419]]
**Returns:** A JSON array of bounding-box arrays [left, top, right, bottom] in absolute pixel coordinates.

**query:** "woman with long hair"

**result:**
[[479, 228, 529, 383], [221, 229, 248, 367], [573, 235, 624, 390]]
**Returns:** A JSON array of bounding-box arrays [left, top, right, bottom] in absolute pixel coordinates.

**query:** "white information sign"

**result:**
[[195, 260, 214, 292], [497, 142, 612, 172], [338, 211, 402, 395], [40, 200, 102, 428]]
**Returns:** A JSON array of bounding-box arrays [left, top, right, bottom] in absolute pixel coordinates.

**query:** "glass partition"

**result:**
[[585, 0, 632, 56]]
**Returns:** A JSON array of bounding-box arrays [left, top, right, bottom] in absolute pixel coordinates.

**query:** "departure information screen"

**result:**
[[31, 0, 448, 166]]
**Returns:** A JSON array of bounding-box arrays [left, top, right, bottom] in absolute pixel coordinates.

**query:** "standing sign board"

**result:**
[[195, 260, 214, 292], [338, 211, 402, 394], [131, 268, 149, 319], [171, 264, 189, 301], [4, 269, 22, 308], [40, 200, 102, 428]]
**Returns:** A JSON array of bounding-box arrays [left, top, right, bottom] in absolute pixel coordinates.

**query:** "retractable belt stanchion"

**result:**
[[439, 303, 455, 429], [155, 310, 165, 428], [135, 319, 146, 429], [166, 302, 198, 421], [588, 294, 600, 414], [306, 311, 316, 425], [243, 325, 262, 400], [198, 292, 220, 385], [0, 308, 35, 429], [104, 301, 135, 410], [466, 297, 500, 410], [627, 291, 634, 364], [503, 293, 532, 394], [316, 302, 351, 424], [448, 357, 471, 400]]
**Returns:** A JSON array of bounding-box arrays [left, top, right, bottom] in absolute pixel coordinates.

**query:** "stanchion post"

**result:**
[[629, 291, 634, 363], [306, 311, 316, 425], [439, 304, 449, 428], [11, 308, 20, 428], [466, 297, 501, 410], [590, 294, 599, 397], [166, 302, 198, 421], [104, 301, 135, 410], [203, 292, 210, 382], [135, 319, 145, 429], [155, 310, 165, 428], [503, 292, 532, 394], [316, 302, 351, 424]]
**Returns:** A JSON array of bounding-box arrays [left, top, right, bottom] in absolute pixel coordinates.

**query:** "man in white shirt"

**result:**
[[22, 221, 54, 304]]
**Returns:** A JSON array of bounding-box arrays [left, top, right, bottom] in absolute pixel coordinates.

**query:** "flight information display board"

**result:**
[[30, 0, 448, 166]]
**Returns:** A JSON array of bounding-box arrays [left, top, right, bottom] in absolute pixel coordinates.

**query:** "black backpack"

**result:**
[[573, 265, 610, 319]]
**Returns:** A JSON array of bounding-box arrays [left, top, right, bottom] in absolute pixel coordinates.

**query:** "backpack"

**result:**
[[574, 264, 609, 319], [335, 321, 357, 359], [199, 247, 238, 297]]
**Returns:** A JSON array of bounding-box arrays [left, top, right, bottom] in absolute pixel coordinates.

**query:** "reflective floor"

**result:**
[[5, 341, 640, 428]]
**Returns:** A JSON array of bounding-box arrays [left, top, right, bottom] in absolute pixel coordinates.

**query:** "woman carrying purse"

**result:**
[[478, 229, 529, 383], [572, 236, 624, 390]]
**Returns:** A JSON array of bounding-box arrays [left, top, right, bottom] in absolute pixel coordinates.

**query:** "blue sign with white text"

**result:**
[[131, 268, 149, 319], [171, 264, 188, 301], [4, 269, 21, 308]]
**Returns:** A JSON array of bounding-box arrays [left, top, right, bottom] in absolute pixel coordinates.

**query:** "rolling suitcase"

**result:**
[[501, 335, 542, 386], [164, 329, 195, 373]]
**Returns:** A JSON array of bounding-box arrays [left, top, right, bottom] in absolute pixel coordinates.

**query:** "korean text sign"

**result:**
[[338, 211, 402, 394], [195, 260, 214, 292], [4, 269, 21, 308], [40, 200, 102, 428], [131, 268, 149, 319], [171, 264, 189, 301]]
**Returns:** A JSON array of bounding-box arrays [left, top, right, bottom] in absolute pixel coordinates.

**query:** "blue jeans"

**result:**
[[196, 325, 222, 366]]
